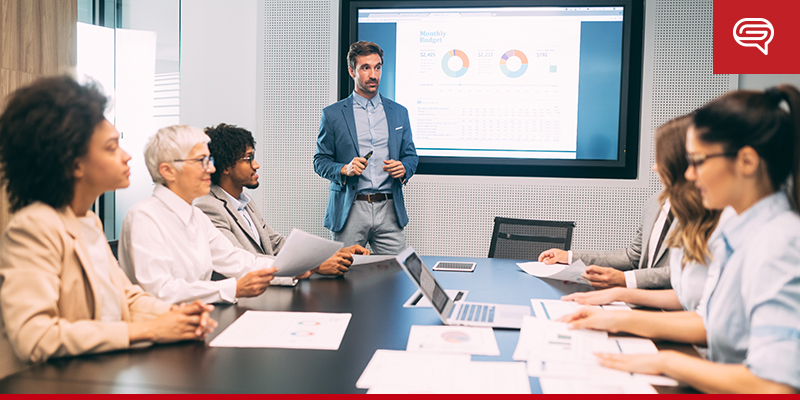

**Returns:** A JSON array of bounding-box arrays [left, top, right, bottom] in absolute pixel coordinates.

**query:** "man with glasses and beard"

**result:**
[[196, 123, 368, 278]]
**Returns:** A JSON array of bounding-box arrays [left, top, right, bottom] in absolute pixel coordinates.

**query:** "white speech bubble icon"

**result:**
[[733, 18, 774, 55]]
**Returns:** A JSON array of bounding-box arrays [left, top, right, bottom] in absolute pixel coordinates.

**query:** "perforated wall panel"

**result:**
[[257, 0, 335, 241], [256, 0, 735, 257]]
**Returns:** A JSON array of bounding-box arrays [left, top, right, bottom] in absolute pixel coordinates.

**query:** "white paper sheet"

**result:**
[[358, 349, 530, 394], [209, 311, 351, 350], [530, 299, 631, 321], [540, 377, 658, 394], [517, 260, 589, 284], [403, 289, 468, 308], [272, 229, 343, 277], [356, 350, 470, 389], [351, 254, 397, 266], [406, 325, 500, 356]]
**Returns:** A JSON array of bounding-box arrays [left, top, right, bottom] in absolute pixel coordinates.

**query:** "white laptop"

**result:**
[[396, 247, 530, 329]]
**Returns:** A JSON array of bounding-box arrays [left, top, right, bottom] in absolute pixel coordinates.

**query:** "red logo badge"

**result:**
[[713, 0, 800, 73]]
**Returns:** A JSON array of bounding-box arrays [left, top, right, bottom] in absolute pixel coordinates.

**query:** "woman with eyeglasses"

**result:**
[[562, 85, 800, 393], [561, 114, 732, 313], [118, 125, 299, 305], [0, 76, 216, 363]]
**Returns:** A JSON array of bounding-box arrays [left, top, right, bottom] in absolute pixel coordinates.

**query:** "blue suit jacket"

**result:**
[[314, 93, 419, 232]]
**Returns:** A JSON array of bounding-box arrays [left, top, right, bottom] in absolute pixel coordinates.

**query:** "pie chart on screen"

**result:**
[[500, 49, 528, 78], [441, 49, 470, 77]]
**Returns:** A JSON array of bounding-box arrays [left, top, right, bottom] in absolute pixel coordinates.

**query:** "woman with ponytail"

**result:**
[[562, 85, 800, 393]]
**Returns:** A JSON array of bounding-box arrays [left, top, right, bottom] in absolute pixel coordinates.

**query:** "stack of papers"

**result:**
[[513, 315, 678, 393], [209, 311, 351, 350], [357, 350, 530, 394], [517, 260, 590, 284]]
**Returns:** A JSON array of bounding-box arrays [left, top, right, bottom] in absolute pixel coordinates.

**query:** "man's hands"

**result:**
[[382, 160, 405, 179], [236, 267, 277, 297], [129, 299, 218, 343], [340, 157, 406, 180], [341, 157, 368, 177], [344, 244, 370, 255], [539, 249, 626, 288], [582, 265, 626, 289], [315, 245, 370, 276], [538, 248, 569, 264]]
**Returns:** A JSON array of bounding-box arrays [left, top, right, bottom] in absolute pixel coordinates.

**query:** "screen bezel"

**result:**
[[339, 0, 645, 179]]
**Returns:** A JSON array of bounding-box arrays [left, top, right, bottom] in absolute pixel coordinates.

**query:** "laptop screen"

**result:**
[[404, 252, 450, 314]]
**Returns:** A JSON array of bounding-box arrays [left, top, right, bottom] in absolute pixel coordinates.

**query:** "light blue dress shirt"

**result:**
[[699, 191, 800, 388], [352, 92, 391, 194]]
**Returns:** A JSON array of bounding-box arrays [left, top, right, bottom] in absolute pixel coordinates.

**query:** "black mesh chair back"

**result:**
[[108, 240, 119, 260], [488, 217, 576, 260]]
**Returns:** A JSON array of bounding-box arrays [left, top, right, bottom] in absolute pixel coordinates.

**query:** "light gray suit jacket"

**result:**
[[572, 192, 675, 289], [194, 185, 285, 256]]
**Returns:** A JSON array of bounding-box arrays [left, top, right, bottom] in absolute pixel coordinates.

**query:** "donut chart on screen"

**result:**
[[441, 49, 470, 77], [499, 49, 528, 78]]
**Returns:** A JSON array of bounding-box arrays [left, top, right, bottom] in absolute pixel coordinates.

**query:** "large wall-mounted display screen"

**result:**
[[340, 1, 644, 179]]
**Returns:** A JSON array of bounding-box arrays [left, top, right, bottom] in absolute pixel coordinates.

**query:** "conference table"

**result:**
[[0, 256, 699, 393]]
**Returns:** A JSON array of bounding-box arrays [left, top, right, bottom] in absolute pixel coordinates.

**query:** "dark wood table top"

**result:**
[[0, 256, 700, 393]]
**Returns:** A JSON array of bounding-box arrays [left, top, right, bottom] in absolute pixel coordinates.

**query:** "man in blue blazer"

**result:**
[[314, 41, 418, 255]]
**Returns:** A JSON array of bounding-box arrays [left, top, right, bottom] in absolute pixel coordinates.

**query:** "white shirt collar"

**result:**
[[153, 184, 195, 226], [220, 187, 251, 212]]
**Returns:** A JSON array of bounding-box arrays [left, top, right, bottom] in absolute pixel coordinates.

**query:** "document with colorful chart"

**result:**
[[405, 325, 500, 356], [209, 311, 351, 350]]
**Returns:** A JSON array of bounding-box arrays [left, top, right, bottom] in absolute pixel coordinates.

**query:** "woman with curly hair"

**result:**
[[0, 76, 216, 363]]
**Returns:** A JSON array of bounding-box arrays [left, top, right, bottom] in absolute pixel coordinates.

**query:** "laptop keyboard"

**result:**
[[456, 304, 495, 323]]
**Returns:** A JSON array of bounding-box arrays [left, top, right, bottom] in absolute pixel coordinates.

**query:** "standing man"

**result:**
[[314, 41, 418, 255], [195, 123, 368, 276]]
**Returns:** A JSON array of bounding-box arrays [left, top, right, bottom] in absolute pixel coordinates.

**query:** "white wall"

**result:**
[[119, 0, 180, 74], [179, 0, 257, 132], [176, 0, 799, 257], [739, 74, 800, 90]]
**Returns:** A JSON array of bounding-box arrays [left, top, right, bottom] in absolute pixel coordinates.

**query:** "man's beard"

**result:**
[[245, 181, 260, 190]]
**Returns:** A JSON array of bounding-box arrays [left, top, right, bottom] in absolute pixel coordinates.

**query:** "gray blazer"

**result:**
[[194, 185, 285, 256], [572, 192, 675, 289]]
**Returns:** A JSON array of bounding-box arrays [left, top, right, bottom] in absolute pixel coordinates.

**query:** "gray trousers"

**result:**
[[332, 199, 406, 255]]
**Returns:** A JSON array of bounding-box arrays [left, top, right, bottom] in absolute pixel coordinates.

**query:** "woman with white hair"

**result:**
[[119, 125, 287, 304]]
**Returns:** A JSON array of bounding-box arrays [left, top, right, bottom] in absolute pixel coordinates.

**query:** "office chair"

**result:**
[[108, 240, 119, 260], [488, 217, 576, 260]]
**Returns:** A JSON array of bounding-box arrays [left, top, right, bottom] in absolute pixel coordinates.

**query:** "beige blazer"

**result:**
[[195, 185, 286, 256], [0, 203, 170, 363]]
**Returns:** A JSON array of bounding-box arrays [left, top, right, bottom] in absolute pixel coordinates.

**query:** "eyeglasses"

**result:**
[[685, 152, 737, 168], [240, 154, 256, 167], [173, 155, 214, 170]]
